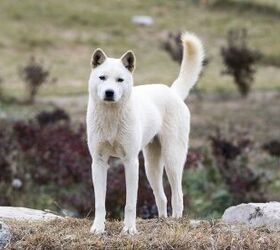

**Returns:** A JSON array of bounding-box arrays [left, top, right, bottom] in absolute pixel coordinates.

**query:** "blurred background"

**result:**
[[0, 0, 279, 220]]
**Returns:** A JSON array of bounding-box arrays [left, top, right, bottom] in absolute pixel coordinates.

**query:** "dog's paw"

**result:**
[[121, 225, 138, 235], [90, 223, 105, 235]]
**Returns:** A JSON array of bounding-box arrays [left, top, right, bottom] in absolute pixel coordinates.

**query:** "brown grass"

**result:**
[[4, 217, 280, 249]]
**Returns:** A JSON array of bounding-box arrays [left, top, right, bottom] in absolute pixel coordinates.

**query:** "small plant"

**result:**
[[36, 108, 70, 127], [162, 31, 209, 66], [19, 56, 50, 103], [162, 32, 183, 63], [262, 140, 280, 157], [162, 30, 208, 100], [221, 28, 261, 97], [184, 148, 203, 169], [210, 128, 267, 203]]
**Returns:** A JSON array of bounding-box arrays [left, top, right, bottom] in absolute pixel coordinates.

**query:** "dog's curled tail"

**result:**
[[171, 32, 204, 100]]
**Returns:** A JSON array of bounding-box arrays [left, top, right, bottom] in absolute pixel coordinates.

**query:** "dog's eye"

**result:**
[[117, 78, 124, 83], [99, 76, 106, 81]]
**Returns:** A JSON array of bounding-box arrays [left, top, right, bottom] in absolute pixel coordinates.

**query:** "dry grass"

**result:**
[[4, 217, 280, 249]]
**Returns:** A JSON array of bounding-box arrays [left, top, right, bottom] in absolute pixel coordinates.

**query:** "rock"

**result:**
[[222, 202, 280, 231], [0, 221, 11, 248], [0, 207, 62, 221], [0, 112, 7, 119], [61, 208, 79, 217], [11, 178, 23, 189], [131, 16, 154, 26]]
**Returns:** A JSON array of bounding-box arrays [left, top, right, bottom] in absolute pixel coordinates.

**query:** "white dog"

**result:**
[[86, 31, 204, 235]]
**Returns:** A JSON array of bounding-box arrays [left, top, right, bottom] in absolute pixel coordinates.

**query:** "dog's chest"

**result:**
[[91, 116, 128, 158], [92, 110, 121, 142], [88, 102, 136, 159]]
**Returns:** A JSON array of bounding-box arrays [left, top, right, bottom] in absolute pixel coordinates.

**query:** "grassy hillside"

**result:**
[[0, 0, 279, 98], [5, 217, 280, 249]]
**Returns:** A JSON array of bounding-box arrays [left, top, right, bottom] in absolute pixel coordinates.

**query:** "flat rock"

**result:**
[[0, 206, 61, 221], [222, 202, 280, 231], [0, 221, 11, 248]]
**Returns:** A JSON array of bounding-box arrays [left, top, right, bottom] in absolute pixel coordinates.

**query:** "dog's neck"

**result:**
[[89, 95, 132, 144]]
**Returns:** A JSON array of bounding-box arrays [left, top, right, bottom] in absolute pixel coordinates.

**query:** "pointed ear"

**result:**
[[91, 48, 107, 68], [121, 50, 136, 72]]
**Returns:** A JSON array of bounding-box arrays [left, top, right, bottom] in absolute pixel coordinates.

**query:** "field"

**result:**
[[0, 0, 279, 99], [0, 0, 280, 247]]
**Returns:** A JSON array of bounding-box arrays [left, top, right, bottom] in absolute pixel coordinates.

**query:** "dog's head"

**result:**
[[88, 49, 135, 104]]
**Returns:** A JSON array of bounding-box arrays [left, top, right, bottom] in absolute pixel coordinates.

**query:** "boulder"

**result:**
[[0, 206, 62, 221], [222, 202, 280, 231], [0, 221, 11, 248]]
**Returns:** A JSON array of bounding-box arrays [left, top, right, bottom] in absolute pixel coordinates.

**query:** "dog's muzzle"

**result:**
[[104, 90, 115, 102]]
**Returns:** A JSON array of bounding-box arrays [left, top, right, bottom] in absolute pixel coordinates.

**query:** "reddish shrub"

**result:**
[[2, 115, 176, 218], [2, 103, 208, 219]]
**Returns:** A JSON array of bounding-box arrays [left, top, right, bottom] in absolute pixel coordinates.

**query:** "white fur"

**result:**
[[86, 31, 204, 235]]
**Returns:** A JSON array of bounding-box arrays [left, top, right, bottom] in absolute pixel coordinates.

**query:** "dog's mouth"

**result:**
[[103, 97, 115, 102]]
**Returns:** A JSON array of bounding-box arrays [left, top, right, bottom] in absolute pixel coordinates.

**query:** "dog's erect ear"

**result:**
[[121, 50, 136, 72], [91, 48, 107, 68]]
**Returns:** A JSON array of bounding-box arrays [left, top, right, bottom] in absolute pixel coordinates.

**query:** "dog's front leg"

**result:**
[[122, 157, 139, 235], [90, 159, 109, 234]]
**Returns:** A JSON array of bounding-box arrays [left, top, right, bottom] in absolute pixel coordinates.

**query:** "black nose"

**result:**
[[104, 90, 114, 100]]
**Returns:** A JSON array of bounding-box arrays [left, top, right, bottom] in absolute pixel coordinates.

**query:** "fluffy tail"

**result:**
[[171, 32, 204, 100]]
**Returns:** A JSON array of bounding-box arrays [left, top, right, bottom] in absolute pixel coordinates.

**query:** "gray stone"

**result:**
[[11, 178, 23, 189], [0, 221, 11, 249], [222, 202, 280, 231], [0, 206, 62, 221]]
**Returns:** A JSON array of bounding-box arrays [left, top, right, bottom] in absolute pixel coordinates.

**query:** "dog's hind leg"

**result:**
[[161, 137, 187, 218], [164, 148, 186, 218], [143, 137, 167, 217]]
